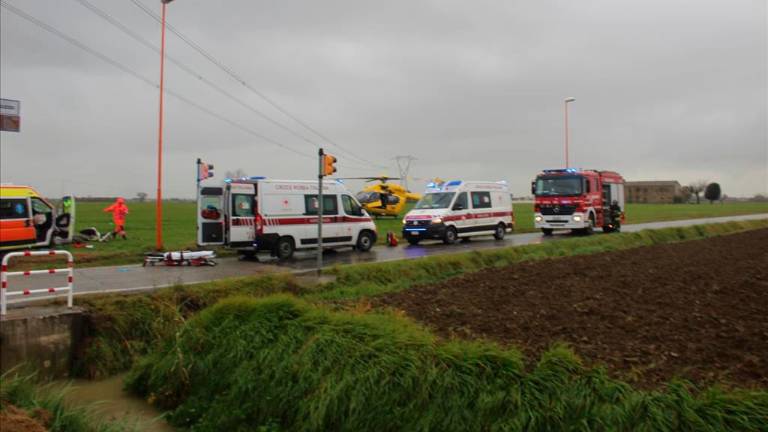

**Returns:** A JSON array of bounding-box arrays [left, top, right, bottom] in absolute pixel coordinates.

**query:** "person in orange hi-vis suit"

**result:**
[[103, 197, 129, 240]]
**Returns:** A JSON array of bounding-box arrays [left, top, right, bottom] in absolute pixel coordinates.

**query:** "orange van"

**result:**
[[0, 185, 75, 251]]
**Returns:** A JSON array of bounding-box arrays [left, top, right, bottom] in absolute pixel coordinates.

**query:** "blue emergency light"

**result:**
[[543, 168, 579, 174]]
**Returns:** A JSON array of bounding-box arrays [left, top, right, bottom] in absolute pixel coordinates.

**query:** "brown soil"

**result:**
[[374, 229, 768, 388], [0, 404, 48, 432]]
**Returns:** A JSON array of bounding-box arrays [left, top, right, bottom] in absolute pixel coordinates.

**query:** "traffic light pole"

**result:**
[[317, 148, 324, 274]]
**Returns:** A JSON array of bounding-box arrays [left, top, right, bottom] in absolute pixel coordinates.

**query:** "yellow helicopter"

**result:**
[[351, 177, 422, 217]]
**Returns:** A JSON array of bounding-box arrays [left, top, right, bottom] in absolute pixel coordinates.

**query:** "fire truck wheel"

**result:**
[[356, 231, 375, 252], [541, 228, 554, 236], [406, 237, 421, 245], [443, 227, 458, 245], [583, 215, 595, 235], [276, 237, 295, 260], [493, 223, 506, 240]]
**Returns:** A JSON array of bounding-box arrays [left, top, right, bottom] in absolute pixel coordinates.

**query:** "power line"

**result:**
[[71, 0, 337, 160], [0, 0, 314, 161], [127, 0, 386, 170]]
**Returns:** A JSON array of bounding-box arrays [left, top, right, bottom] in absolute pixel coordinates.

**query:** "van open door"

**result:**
[[54, 195, 76, 244], [198, 186, 225, 246]]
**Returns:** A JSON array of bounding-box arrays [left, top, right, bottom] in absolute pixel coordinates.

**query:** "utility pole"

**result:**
[[394, 155, 416, 191], [155, 0, 176, 251], [317, 148, 324, 274], [564, 97, 575, 168]]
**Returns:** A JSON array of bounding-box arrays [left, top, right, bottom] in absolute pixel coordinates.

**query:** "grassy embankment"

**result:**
[[63, 219, 768, 430], [125, 295, 768, 431], [0, 372, 131, 432], [64, 201, 767, 267], [73, 219, 768, 381]]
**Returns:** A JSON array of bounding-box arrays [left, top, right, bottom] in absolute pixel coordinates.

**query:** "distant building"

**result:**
[[626, 181, 682, 204]]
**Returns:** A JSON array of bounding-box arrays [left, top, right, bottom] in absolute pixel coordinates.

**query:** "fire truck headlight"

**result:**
[[573, 215, 583, 222], [431, 217, 443, 224], [534, 215, 543, 222]]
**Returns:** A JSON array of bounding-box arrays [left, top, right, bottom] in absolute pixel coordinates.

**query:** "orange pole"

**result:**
[[564, 100, 569, 169], [155, 2, 167, 250]]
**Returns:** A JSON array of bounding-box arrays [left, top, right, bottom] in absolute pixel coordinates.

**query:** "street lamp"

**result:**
[[155, 0, 174, 250], [564, 97, 575, 168]]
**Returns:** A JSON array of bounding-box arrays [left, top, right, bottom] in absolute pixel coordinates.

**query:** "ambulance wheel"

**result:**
[[541, 228, 554, 236], [356, 231, 375, 252], [493, 223, 506, 240], [406, 237, 421, 245], [275, 237, 295, 260], [238, 250, 257, 261], [443, 227, 458, 245]]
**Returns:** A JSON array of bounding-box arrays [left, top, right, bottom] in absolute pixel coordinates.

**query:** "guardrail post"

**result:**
[[1, 258, 7, 316]]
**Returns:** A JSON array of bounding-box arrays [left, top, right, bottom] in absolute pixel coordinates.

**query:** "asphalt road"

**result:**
[[5, 213, 766, 305]]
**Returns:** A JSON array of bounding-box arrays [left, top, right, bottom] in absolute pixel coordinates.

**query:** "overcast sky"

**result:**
[[1, 0, 766, 199]]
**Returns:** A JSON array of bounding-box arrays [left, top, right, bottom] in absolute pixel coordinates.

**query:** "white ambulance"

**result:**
[[197, 177, 378, 259], [402, 180, 514, 245]]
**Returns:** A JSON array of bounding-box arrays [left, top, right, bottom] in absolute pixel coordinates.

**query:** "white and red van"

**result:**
[[402, 180, 514, 245], [197, 177, 377, 259]]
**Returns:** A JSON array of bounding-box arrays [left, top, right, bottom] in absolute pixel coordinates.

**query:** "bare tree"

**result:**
[[687, 180, 708, 204], [678, 186, 693, 203], [136, 192, 148, 202], [225, 168, 248, 179]]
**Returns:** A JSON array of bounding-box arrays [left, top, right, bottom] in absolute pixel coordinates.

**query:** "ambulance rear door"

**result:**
[[227, 182, 257, 248], [198, 186, 225, 246]]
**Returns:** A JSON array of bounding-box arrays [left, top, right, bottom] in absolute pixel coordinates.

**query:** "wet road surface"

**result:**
[[4, 213, 766, 305]]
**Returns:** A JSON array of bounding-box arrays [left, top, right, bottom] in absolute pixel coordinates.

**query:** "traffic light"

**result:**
[[197, 159, 215, 181], [323, 154, 337, 176]]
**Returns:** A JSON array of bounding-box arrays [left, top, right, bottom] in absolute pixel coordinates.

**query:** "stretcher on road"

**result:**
[[143, 250, 217, 267]]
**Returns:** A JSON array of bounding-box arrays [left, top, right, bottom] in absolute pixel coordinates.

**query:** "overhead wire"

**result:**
[[127, 0, 388, 170], [0, 0, 318, 161], [69, 0, 338, 162]]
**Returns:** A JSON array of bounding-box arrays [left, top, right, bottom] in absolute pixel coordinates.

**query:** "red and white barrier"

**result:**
[[1, 250, 74, 316]]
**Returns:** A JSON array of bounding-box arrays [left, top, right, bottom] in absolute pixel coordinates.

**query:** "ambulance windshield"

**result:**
[[535, 176, 583, 196], [415, 192, 455, 209]]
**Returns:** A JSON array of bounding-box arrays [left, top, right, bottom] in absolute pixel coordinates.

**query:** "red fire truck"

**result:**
[[532, 169, 625, 235]]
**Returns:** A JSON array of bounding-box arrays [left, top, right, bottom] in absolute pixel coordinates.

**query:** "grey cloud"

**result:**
[[1, 0, 765, 199]]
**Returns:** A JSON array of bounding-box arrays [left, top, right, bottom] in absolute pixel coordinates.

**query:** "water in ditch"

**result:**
[[58, 373, 175, 431]]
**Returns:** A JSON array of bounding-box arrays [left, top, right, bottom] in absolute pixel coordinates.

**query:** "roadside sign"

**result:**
[[0, 98, 21, 132]]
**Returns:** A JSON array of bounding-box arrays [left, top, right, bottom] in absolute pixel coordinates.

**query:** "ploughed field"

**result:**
[[374, 229, 768, 388]]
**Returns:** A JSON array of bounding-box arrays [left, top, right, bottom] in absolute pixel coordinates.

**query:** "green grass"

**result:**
[[0, 371, 132, 432], [125, 295, 768, 431], [71, 220, 768, 380], [63, 200, 766, 267], [65, 201, 206, 267]]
